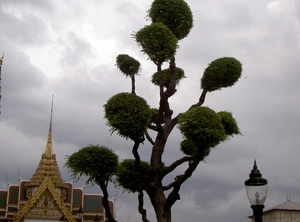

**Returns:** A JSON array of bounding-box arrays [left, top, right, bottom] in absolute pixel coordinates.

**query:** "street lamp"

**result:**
[[59, 214, 66, 222], [93, 214, 101, 222], [77, 206, 84, 222], [245, 160, 268, 222]]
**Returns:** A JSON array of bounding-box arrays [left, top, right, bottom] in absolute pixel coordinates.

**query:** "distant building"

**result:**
[[249, 198, 300, 222], [0, 102, 114, 222]]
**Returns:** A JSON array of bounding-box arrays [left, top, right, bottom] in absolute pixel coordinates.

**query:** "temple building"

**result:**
[[0, 100, 114, 222]]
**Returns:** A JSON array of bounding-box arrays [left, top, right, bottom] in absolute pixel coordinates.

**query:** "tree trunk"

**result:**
[[153, 198, 172, 222], [99, 182, 117, 222], [147, 187, 171, 222]]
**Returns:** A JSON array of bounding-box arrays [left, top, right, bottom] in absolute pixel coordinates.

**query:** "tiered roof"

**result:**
[[26, 99, 67, 189]]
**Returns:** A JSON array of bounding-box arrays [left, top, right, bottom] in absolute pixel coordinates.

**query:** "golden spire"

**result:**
[[26, 96, 68, 189], [45, 95, 54, 156], [0, 53, 3, 114]]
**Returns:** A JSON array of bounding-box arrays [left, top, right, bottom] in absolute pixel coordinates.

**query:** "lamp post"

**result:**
[[59, 214, 66, 222], [93, 214, 101, 222], [77, 206, 84, 222], [245, 160, 268, 222]]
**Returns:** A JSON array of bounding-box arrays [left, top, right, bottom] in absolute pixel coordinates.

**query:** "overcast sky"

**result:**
[[1, 0, 300, 221]]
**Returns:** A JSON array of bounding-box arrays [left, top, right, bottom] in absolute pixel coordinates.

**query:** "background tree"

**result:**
[[116, 159, 150, 222], [104, 0, 242, 221], [65, 145, 118, 222]]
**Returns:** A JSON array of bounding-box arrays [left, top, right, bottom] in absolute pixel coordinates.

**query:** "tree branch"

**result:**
[[189, 90, 208, 109], [131, 74, 136, 95], [145, 131, 155, 145], [164, 157, 202, 211], [156, 62, 164, 131], [138, 190, 150, 222], [148, 125, 158, 131], [162, 155, 196, 177], [132, 140, 141, 165], [163, 58, 176, 123]]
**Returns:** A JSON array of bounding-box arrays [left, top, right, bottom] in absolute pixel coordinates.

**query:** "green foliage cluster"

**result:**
[[116, 54, 141, 77], [217, 111, 240, 136], [65, 145, 119, 183], [151, 67, 186, 88], [201, 57, 242, 92], [134, 23, 178, 64], [148, 0, 193, 40], [178, 107, 227, 150], [116, 159, 150, 193], [104, 92, 152, 141], [180, 139, 211, 158]]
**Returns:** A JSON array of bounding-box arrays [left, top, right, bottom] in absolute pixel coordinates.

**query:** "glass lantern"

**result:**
[[245, 160, 268, 205], [77, 206, 84, 221]]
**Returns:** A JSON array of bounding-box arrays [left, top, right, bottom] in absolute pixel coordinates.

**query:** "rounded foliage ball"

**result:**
[[134, 23, 178, 64], [151, 67, 185, 88], [217, 111, 240, 136], [116, 159, 150, 193], [201, 57, 242, 92], [178, 107, 227, 149], [180, 139, 211, 159], [149, 0, 193, 40], [180, 139, 197, 155], [65, 145, 119, 183], [116, 54, 141, 77], [104, 92, 152, 141]]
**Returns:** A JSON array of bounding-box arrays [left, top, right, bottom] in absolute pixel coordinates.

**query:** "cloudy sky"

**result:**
[[0, 0, 300, 221]]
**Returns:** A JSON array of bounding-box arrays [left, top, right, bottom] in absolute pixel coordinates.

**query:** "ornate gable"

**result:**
[[14, 177, 73, 222]]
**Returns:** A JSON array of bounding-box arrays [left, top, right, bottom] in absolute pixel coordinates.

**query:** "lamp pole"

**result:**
[[245, 160, 268, 222], [59, 214, 66, 222], [77, 206, 84, 222], [93, 214, 101, 222]]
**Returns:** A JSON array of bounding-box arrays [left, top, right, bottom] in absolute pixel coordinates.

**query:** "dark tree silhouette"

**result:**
[[104, 0, 243, 221]]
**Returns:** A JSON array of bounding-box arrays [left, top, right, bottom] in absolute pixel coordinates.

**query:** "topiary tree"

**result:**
[[65, 145, 118, 222], [104, 0, 242, 221]]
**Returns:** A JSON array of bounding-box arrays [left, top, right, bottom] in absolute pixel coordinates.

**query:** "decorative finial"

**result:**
[[81, 181, 87, 190], [45, 95, 54, 156], [18, 168, 23, 182], [0, 53, 4, 66], [0, 53, 3, 114], [6, 173, 10, 186], [249, 159, 262, 178], [253, 158, 257, 169]]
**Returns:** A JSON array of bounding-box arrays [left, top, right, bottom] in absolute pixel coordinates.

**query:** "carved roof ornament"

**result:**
[[26, 95, 68, 189], [6, 173, 10, 186], [18, 169, 23, 182]]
